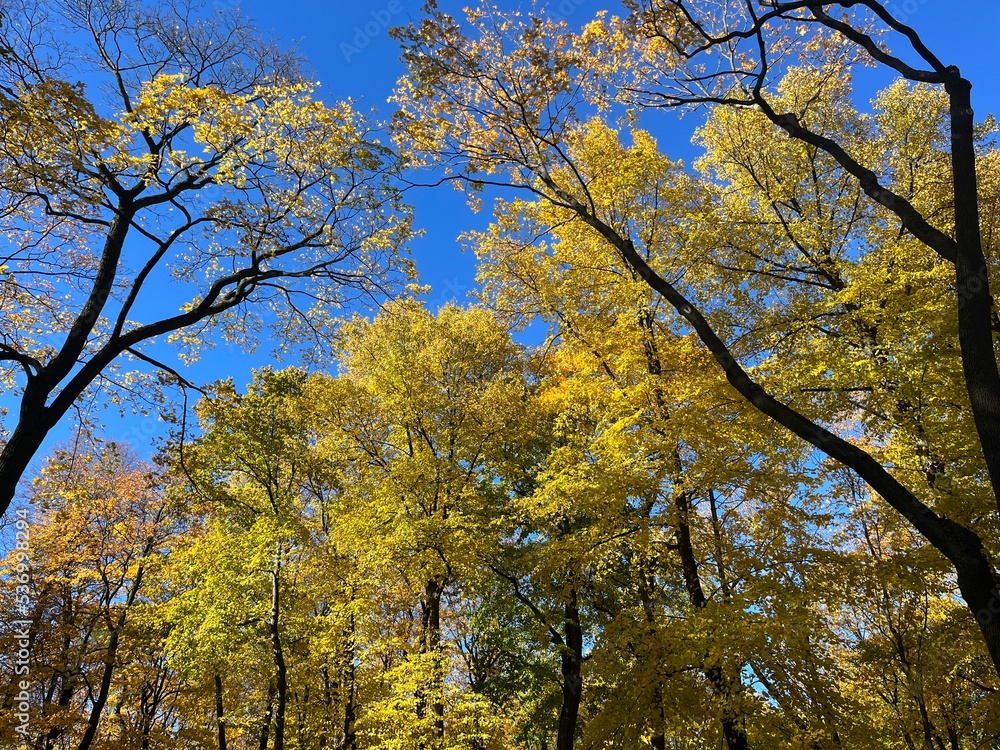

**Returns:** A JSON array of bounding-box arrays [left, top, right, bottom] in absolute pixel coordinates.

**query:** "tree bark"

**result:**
[[0, 206, 134, 517], [0, 409, 56, 517], [75, 543, 151, 750], [75, 611, 132, 748], [637, 559, 666, 750], [269, 566, 287, 750], [258, 684, 275, 750], [420, 578, 446, 744], [673, 489, 748, 750], [555, 586, 583, 750], [215, 674, 227, 750], [944, 72, 1000, 509], [343, 615, 358, 750]]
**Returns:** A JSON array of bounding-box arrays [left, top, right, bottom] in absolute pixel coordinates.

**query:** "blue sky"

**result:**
[[227, 0, 999, 324], [16, 0, 1000, 474]]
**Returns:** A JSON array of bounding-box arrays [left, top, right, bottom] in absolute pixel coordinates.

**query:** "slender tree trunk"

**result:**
[[139, 674, 164, 750], [492, 564, 583, 750], [269, 566, 287, 750], [75, 615, 124, 750], [708, 490, 730, 599], [940, 72, 1000, 664], [76, 554, 151, 750], [420, 578, 445, 744], [296, 688, 308, 749], [43, 681, 76, 750], [343, 615, 358, 750], [258, 684, 275, 750], [318, 667, 332, 750], [672, 488, 748, 750], [946, 721, 960, 750], [215, 674, 227, 750], [638, 567, 666, 750], [42, 605, 76, 750], [555, 586, 583, 750]]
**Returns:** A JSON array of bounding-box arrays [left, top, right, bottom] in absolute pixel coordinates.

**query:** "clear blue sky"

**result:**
[[229, 0, 999, 321], [23, 0, 1000, 473]]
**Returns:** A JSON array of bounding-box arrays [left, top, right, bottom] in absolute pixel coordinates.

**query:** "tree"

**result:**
[[162, 367, 336, 750], [391, 0, 1000, 675], [309, 302, 529, 749], [473, 139, 847, 748], [0, 442, 175, 750], [827, 471, 1000, 748], [0, 0, 413, 517], [153, 305, 530, 750]]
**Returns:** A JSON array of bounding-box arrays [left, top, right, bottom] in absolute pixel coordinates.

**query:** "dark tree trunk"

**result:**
[[944, 74, 1000, 508], [269, 567, 287, 750], [258, 684, 275, 750], [0, 411, 54, 517], [74, 618, 125, 750], [638, 562, 667, 750], [343, 615, 358, 750], [942, 70, 1000, 677], [635, 500, 668, 750], [0, 208, 134, 519], [555, 586, 583, 750], [215, 674, 227, 750], [672, 489, 748, 750], [419, 578, 445, 744], [41, 600, 76, 750], [75, 554, 150, 750]]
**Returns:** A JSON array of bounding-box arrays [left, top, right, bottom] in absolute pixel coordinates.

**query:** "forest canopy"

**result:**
[[2, 1, 1000, 749]]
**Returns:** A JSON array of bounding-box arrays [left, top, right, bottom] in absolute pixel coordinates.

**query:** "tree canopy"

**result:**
[[2, 1, 999, 749], [0, 0, 414, 516]]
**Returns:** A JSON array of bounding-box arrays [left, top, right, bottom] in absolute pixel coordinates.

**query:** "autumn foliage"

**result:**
[[3, 1, 1000, 749]]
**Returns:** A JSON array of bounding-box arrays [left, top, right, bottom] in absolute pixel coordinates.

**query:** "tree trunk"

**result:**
[[258, 684, 275, 750], [672, 488, 748, 750], [42, 600, 76, 750], [943, 74, 1000, 509], [343, 615, 358, 750], [420, 578, 445, 744], [75, 616, 125, 750], [638, 562, 667, 750], [555, 586, 583, 750], [269, 566, 287, 750], [76, 553, 150, 750], [0, 208, 134, 519], [215, 674, 227, 750], [0, 411, 53, 517]]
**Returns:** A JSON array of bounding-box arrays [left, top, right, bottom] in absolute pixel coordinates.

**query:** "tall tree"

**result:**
[[391, 0, 1000, 675], [162, 368, 332, 750], [0, 0, 413, 516], [309, 302, 528, 749], [0, 442, 174, 750]]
